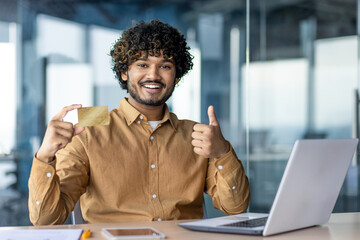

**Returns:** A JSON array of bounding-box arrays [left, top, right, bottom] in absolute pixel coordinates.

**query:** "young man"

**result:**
[[28, 20, 250, 225]]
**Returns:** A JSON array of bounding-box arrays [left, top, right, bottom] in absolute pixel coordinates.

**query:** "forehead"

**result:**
[[134, 52, 175, 63]]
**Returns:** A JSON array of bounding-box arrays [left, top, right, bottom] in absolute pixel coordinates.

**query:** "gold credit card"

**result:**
[[77, 106, 109, 127]]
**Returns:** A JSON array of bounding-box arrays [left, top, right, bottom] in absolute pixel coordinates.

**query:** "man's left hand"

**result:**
[[192, 105, 230, 158]]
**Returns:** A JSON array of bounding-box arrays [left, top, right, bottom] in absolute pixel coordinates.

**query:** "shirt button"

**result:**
[[36, 200, 40, 205], [151, 164, 156, 169], [152, 194, 157, 199], [157, 218, 162, 222], [150, 136, 154, 141], [46, 172, 52, 178], [137, 121, 141, 124], [232, 186, 236, 190], [218, 165, 223, 170], [140, 115, 144, 120]]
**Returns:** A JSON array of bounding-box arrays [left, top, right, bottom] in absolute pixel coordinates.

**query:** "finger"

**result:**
[[193, 147, 204, 156], [47, 120, 74, 136], [53, 134, 72, 150], [193, 147, 209, 157], [53, 126, 74, 140], [193, 123, 209, 132], [53, 120, 74, 130], [208, 105, 219, 126], [52, 104, 82, 121], [191, 139, 203, 148], [191, 131, 206, 140], [74, 126, 85, 136]]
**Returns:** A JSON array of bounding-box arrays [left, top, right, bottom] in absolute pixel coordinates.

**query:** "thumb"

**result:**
[[208, 105, 219, 126], [74, 126, 85, 136]]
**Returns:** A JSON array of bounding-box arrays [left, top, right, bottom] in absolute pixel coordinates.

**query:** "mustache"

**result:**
[[139, 80, 166, 87]]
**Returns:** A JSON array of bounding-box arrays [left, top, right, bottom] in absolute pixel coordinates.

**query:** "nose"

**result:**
[[146, 65, 160, 80]]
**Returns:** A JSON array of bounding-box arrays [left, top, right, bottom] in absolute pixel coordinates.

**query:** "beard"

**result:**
[[127, 76, 176, 106]]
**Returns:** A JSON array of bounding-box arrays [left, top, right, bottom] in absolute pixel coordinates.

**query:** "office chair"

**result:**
[[71, 200, 85, 224], [202, 198, 208, 219]]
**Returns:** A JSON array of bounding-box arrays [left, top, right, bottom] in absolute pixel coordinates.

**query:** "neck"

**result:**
[[127, 97, 165, 121]]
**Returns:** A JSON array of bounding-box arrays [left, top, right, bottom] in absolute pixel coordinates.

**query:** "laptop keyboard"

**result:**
[[222, 217, 268, 228]]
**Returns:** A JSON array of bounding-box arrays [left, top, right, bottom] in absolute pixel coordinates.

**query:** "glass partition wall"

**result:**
[[243, 0, 359, 213]]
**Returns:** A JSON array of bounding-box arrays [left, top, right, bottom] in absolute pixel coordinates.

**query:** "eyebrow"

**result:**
[[136, 58, 175, 64]]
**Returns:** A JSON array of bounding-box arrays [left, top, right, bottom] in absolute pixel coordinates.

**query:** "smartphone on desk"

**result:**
[[102, 227, 166, 239]]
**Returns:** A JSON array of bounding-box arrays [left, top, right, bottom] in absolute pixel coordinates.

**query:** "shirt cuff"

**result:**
[[34, 152, 56, 165], [212, 144, 242, 173], [32, 154, 57, 175], [212, 144, 245, 192]]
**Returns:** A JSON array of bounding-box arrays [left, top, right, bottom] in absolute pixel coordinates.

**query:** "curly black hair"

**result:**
[[110, 20, 193, 89]]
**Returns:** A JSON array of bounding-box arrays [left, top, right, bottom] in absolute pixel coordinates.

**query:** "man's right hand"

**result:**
[[36, 104, 85, 163]]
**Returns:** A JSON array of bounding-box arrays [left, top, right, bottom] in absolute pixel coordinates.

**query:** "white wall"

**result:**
[[171, 44, 201, 122], [0, 43, 16, 154], [314, 36, 357, 129], [89, 25, 127, 110], [244, 59, 308, 129], [37, 14, 86, 62]]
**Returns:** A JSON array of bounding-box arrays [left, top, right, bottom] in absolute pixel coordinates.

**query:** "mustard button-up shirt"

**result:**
[[28, 98, 250, 225]]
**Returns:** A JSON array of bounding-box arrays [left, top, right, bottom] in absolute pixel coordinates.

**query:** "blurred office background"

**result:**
[[0, 0, 359, 226]]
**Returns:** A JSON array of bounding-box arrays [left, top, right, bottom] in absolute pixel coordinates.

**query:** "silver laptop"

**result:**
[[179, 139, 358, 236]]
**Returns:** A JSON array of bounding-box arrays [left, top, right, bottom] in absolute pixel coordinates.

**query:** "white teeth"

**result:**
[[144, 84, 160, 89]]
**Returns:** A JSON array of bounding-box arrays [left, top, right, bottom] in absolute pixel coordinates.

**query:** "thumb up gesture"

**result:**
[[192, 106, 230, 158]]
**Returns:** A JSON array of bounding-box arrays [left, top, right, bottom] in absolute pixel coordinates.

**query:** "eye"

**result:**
[[137, 63, 147, 68], [161, 65, 172, 69]]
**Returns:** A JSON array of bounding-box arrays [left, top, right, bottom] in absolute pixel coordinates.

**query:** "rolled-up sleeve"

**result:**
[[205, 144, 250, 215]]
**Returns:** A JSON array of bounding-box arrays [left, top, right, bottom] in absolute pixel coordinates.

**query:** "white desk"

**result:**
[[1, 212, 359, 239]]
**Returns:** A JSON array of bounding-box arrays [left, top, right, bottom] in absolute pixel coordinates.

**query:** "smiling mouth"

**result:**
[[143, 84, 161, 89], [140, 81, 165, 90]]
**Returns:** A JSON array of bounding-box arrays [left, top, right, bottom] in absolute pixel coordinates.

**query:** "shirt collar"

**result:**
[[118, 98, 178, 130]]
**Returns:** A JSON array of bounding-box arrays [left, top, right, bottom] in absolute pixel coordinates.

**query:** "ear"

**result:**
[[121, 71, 128, 81]]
